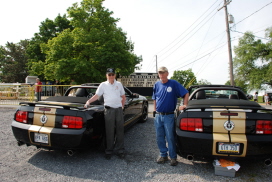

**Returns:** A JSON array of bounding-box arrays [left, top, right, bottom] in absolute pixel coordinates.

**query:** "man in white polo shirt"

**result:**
[[84, 68, 126, 160]]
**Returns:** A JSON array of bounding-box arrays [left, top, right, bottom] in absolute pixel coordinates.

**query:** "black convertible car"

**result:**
[[11, 83, 148, 155], [176, 85, 272, 163]]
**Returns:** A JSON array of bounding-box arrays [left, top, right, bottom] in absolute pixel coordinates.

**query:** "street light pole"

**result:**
[[219, 0, 235, 86]]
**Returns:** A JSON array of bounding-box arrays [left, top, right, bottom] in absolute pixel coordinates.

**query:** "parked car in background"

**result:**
[[176, 85, 272, 164], [246, 94, 253, 100], [11, 83, 148, 155]]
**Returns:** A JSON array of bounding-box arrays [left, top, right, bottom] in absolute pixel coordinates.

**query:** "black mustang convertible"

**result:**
[[11, 83, 148, 155], [176, 85, 272, 163]]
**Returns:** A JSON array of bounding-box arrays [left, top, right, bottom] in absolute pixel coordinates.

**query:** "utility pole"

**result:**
[[218, 0, 235, 86]]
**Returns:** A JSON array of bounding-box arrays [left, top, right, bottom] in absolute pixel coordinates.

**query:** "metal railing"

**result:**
[[0, 84, 71, 105]]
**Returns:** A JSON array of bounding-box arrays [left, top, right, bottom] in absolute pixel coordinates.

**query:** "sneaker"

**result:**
[[105, 154, 111, 160], [170, 158, 178, 166], [157, 156, 169, 164], [117, 153, 125, 159]]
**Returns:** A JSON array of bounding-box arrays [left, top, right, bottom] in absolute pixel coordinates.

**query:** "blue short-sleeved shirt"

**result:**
[[152, 79, 188, 113]]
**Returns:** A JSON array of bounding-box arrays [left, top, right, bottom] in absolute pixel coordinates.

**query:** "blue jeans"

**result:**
[[154, 113, 177, 159]]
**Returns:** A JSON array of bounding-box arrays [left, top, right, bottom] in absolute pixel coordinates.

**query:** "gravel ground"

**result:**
[[1, 107, 272, 182]]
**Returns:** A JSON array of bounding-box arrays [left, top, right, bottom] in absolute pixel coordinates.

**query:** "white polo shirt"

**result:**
[[96, 79, 125, 108]]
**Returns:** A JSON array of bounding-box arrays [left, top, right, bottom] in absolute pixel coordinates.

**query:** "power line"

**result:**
[[192, 9, 218, 68], [165, 1, 272, 72], [158, 10, 219, 64], [167, 31, 226, 71], [231, 1, 272, 28], [145, 1, 272, 74], [145, 0, 222, 72], [170, 36, 240, 72], [230, 29, 270, 40], [155, 0, 221, 58]]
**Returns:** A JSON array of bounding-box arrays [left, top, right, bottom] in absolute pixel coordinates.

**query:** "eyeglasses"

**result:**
[[158, 71, 166, 74], [108, 74, 115, 76]]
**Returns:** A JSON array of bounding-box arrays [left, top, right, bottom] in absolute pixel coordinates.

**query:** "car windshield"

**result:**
[[205, 90, 238, 99]]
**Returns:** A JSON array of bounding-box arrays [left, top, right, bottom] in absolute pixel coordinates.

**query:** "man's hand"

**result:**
[[84, 101, 89, 108], [179, 105, 187, 110]]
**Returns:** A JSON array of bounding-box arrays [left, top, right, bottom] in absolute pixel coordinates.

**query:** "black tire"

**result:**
[[138, 102, 148, 123], [97, 134, 106, 152]]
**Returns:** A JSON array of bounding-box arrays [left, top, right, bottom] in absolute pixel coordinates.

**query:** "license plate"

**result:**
[[218, 142, 240, 154], [34, 133, 48, 144]]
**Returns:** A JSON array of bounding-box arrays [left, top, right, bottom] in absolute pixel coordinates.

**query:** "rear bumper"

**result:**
[[11, 121, 96, 150], [176, 129, 272, 159]]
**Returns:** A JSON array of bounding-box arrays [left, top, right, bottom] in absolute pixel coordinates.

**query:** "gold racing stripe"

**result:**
[[33, 107, 56, 127], [212, 111, 247, 157], [28, 107, 57, 146]]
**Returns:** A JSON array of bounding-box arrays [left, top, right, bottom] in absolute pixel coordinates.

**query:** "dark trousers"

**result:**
[[35, 92, 42, 101], [104, 107, 124, 155]]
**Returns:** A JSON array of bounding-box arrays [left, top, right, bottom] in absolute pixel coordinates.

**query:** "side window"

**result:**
[[86, 88, 97, 95], [68, 88, 77, 96], [125, 91, 129, 97]]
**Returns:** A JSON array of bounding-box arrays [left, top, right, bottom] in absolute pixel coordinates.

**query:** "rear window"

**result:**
[[205, 90, 238, 99], [191, 89, 243, 100]]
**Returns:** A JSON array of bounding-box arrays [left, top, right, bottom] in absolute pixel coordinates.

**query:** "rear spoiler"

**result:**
[[19, 102, 86, 110], [185, 105, 272, 113]]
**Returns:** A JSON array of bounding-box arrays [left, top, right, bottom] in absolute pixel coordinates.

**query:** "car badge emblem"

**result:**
[[40, 115, 48, 124], [224, 120, 235, 131]]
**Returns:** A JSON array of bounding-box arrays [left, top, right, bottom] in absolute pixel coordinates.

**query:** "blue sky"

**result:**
[[1, 0, 271, 85]]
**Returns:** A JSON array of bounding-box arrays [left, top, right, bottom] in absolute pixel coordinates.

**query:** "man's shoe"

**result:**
[[157, 157, 169, 164], [105, 154, 111, 160], [170, 158, 178, 166], [117, 153, 125, 159]]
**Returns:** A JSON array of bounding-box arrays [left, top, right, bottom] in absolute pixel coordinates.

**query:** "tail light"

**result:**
[[256, 120, 272, 134], [62, 116, 83, 129], [180, 118, 203, 132], [15, 111, 28, 123]]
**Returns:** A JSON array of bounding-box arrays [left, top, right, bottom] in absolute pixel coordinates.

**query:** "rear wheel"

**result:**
[[97, 134, 106, 152], [138, 102, 148, 123]]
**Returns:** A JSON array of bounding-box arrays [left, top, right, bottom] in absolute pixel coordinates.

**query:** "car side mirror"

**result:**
[[132, 93, 139, 98]]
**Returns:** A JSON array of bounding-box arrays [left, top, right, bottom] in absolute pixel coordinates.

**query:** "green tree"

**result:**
[[36, 0, 141, 83], [0, 40, 29, 83], [197, 79, 211, 85], [0, 46, 5, 82], [27, 14, 73, 81], [225, 79, 248, 93], [233, 28, 272, 90], [170, 69, 197, 88]]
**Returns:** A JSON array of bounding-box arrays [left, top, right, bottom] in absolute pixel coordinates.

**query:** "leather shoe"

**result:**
[[170, 158, 178, 166]]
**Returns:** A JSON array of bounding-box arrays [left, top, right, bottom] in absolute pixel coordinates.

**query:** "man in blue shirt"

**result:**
[[152, 66, 189, 166]]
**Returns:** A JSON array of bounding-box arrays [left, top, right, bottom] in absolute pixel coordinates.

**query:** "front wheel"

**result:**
[[138, 103, 148, 123]]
